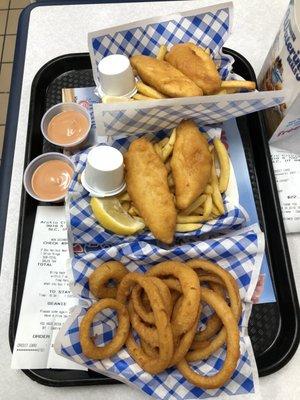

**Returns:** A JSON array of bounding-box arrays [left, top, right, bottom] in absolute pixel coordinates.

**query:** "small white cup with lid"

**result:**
[[81, 146, 126, 197], [97, 54, 136, 97]]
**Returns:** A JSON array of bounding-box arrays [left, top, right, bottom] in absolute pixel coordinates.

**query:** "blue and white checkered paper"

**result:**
[[67, 128, 248, 247], [88, 3, 234, 88], [55, 224, 263, 399], [88, 3, 286, 136]]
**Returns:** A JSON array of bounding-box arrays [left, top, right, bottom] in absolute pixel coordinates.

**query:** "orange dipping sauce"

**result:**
[[47, 111, 89, 145], [31, 160, 73, 200]]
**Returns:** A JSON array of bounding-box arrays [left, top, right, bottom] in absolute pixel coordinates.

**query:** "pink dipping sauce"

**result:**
[[47, 110, 89, 145], [31, 160, 73, 200]]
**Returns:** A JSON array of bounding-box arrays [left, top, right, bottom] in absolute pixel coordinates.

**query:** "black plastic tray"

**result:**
[[9, 50, 300, 387]]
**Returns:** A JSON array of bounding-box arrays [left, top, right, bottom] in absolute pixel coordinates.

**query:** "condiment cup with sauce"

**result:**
[[24, 153, 75, 202], [97, 54, 137, 97], [41, 102, 91, 148], [81, 146, 126, 197]]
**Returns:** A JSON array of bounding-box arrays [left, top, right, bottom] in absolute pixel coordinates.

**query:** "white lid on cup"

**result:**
[[97, 54, 137, 97], [81, 146, 126, 197]]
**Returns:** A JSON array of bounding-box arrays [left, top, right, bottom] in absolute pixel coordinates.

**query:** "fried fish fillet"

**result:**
[[165, 43, 221, 95], [124, 138, 176, 243], [171, 120, 212, 210], [130, 55, 203, 98]]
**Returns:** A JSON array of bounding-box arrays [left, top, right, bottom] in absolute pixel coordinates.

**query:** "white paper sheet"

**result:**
[[270, 146, 300, 233], [11, 206, 86, 370]]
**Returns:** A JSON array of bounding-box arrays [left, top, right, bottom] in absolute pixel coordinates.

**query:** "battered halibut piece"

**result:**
[[130, 55, 203, 98], [171, 120, 212, 210], [124, 138, 176, 244], [165, 43, 221, 95]]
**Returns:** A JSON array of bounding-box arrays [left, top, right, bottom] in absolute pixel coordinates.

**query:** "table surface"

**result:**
[[0, 1, 299, 399]]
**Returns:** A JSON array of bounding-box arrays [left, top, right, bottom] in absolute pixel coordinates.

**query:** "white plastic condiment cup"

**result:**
[[41, 102, 91, 148], [81, 146, 125, 197], [97, 54, 136, 97], [23, 152, 75, 202]]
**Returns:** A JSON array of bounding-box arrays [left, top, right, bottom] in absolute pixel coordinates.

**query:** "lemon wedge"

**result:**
[[90, 197, 145, 235], [102, 95, 133, 104]]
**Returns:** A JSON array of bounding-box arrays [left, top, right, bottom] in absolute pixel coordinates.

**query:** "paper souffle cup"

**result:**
[[81, 146, 126, 197], [41, 102, 91, 148], [97, 54, 137, 97], [23, 152, 75, 202]]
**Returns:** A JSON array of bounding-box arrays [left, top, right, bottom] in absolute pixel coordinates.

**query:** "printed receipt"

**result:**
[[270, 146, 300, 233], [11, 206, 86, 370]]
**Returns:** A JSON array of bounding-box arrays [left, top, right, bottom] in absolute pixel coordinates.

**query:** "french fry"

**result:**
[[208, 144, 214, 152], [193, 206, 204, 215], [215, 89, 227, 95], [176, 223, 203, 232], [220, 80, 256, 91], [136, 81, 167, 99], [204, 47, 211, 55], [204, 184, 213, 194], [202, 194, 213, 219], [154, 143, 163, 159], [212, 204, 221, 215], [162, 128, 176, 161], [118, 192, 130, 202], [177, 215, 205, 223], [133, 93, 155, 101], [158, 137, 169, 148], [156, 45, 168, 61], [213, 138, 230, 193], [181, 194, 206, 215], [211, 155, 225, 214]]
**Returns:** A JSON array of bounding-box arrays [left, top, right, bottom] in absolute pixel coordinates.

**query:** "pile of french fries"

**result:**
[[117, 131, 230, 233], [130, 45, 256, 101]]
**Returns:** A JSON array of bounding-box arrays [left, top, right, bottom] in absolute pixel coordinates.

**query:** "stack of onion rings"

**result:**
[[79, 258, 241, 389]]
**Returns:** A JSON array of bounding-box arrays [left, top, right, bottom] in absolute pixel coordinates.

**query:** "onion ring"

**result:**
[[131, 277, 172, 324], [146, 261, 201, 336], [186, 260, 241, 361], [88, 261, 128, 299], [192, 281, 224, 344], [79, 298, 130, 359], [116, 272, 173, 374], [177, 287, 240, 389], [168, 297, 201, 367]]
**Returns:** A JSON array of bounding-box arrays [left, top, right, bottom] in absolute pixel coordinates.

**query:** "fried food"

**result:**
[[186, 259, 241, 360], [156, 44, 168, 61], [220, 80, 256, 92], [132, 93, 154, 100], [131, 277, 173, 325], [130, 55, 203, 98], [213, 138, 230, 193], [211, 154, 225, 214], [124, 138, 176, 244], [117, 272, 174, 374], [165, 43, 221, 95], [88, 261, 129, 299], [81, 259, 241, 389], [92, 120, 231, 237], [171, 120, 212, 210], [146, 261, 201, 336], [177, 287, 240, 389], [79, 298, 130, 359], [136, 81, 167, 99]]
